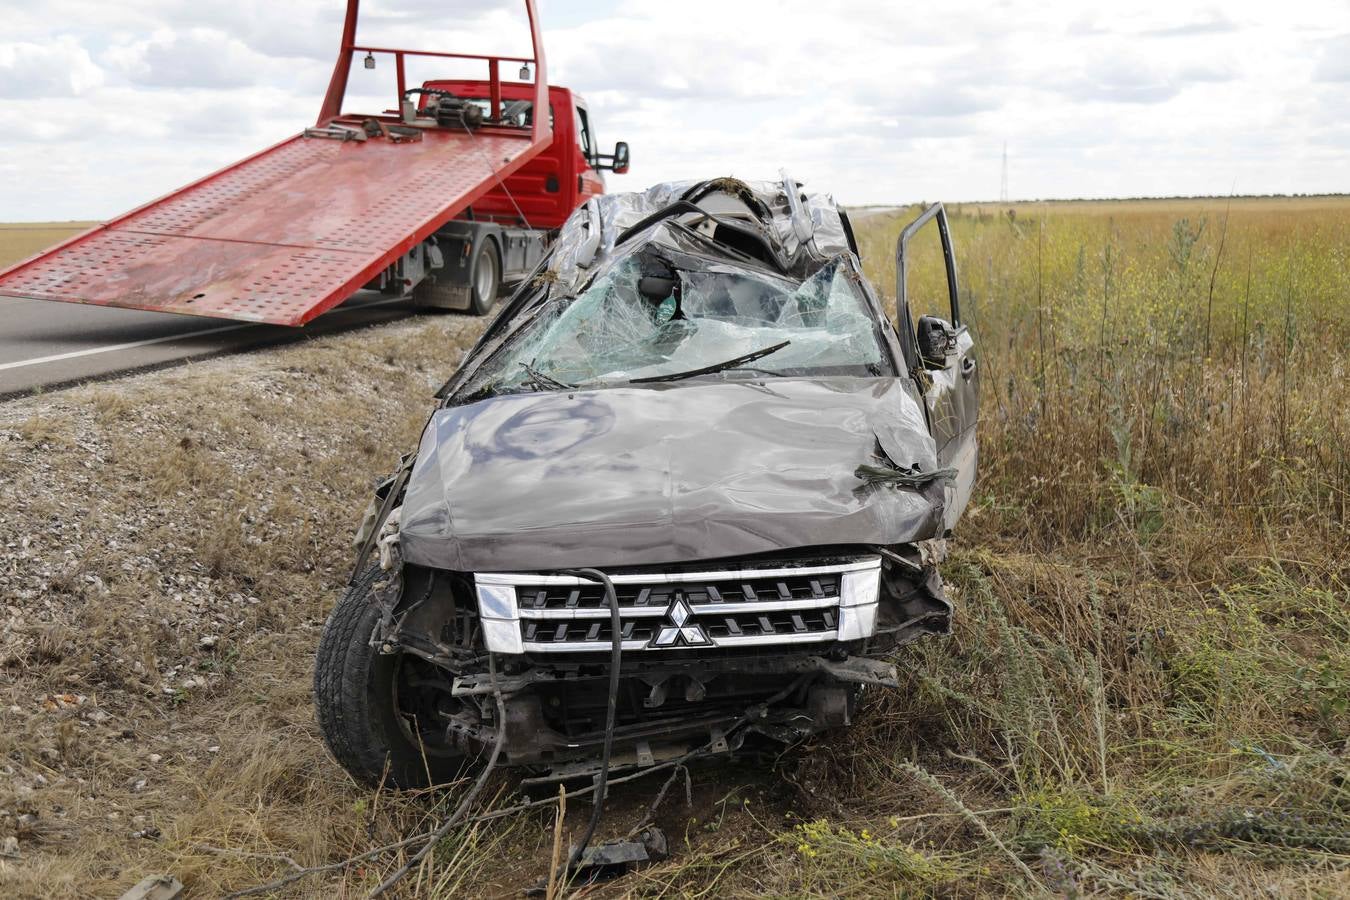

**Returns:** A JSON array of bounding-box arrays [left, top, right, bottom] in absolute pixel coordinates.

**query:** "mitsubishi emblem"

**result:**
[[650, 595, 710, 648]]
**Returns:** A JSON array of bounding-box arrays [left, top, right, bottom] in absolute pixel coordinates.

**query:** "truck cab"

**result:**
[[425, 81, 625, 229], [404, 79, 630, 315]]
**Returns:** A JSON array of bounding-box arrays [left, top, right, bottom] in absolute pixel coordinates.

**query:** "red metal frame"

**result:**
[[428, 80, 602, 231], [316, 0, 548, 153], [0, 1, 555, 327]]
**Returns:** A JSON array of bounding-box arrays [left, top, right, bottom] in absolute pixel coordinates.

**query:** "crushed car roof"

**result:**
[[395, 177, 952, 572], [547, 175, 856, 294], [439, 176, 893, 401]]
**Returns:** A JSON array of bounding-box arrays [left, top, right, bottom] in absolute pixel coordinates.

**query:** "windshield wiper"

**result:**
[[724, 365, 787, 377], [519, 361, 574, 391], [629, 341, 791, 384]]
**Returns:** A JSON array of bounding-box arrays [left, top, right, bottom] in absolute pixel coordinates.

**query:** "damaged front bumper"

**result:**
[[375, 545, 950, 773], [454, 653, 903, 777]]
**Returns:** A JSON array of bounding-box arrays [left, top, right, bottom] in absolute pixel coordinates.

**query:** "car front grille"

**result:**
[[515, 571, 842, 612], [474, 558, 881, 654]]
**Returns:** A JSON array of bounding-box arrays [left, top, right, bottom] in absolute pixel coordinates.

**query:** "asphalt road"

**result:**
[[0, 293, 421, 399]]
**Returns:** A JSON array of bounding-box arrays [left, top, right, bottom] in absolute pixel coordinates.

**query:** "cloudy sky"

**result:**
[[2, 0, 1347, 221]]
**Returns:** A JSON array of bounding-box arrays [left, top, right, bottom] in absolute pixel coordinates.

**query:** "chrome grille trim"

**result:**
[[474, 557, 881, 654], [511, 595, 842, 620], [691, 596, 841, 615], [473, 559, 880, 588]]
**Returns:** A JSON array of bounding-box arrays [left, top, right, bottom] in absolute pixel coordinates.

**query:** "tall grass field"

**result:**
[[0, 197, 1346, 897]]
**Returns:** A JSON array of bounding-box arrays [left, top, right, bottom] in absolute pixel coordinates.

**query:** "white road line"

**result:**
[[0, 297, 409, 372], [0, 322, 252, 372]]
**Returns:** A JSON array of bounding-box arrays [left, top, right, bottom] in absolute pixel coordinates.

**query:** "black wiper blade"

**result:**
[[629, 341, 791, 384], [519, 361, 573, 391]]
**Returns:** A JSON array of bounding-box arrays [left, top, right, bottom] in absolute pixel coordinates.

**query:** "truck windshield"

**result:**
[[458, 98, 544, 128], [466, 255, 889, 395]]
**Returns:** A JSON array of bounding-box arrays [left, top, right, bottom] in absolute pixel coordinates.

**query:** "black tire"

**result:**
[[410, 241, 499, 315], [313, 566, 467, 789], [467, 240, 500, 315]]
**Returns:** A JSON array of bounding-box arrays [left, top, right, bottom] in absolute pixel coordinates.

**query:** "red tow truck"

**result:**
[[0, 0, 629, 325]]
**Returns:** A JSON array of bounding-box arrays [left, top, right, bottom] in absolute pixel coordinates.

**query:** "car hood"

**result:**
[[398, 377, 944, 572]]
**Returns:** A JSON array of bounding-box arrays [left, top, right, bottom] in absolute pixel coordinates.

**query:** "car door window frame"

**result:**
[[894, 203, 962, 373]]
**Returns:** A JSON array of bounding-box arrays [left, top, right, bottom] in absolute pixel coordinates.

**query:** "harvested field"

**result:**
[[1, 196, 1347, 897], [0, 224, 98, 269]]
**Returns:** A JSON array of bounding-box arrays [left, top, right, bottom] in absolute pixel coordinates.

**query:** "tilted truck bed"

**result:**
[[0, 127, 543, 326]]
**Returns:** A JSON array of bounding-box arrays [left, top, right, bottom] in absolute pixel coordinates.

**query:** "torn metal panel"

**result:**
[[450, 655, 898, 697], [117, 876, 184, 900], [398, 377, 942, 572], [545, 177, 853, 296]]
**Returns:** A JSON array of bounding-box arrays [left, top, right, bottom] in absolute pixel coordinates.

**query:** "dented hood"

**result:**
[[398, 377, 944, 572]]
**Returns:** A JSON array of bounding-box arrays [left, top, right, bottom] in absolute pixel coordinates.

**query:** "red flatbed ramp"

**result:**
[[0, 127, 541, 326]]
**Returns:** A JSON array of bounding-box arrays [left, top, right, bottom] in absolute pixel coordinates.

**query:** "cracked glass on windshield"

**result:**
[[467, 254, 888, 395]]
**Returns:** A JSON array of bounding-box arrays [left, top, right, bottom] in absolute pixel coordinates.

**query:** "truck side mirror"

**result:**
[[611, 141, 630, 174]]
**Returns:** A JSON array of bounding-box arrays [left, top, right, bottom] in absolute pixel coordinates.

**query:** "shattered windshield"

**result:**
[[465, 253, 889, 396]]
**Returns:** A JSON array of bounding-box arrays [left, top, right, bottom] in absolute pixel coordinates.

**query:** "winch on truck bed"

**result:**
[[0, 0, 629, 326]]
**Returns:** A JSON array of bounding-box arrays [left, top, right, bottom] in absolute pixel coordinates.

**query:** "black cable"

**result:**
[[558, 567, 621, 873]]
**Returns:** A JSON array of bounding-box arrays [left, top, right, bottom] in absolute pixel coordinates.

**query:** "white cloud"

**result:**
[[0, 0, 1348, 220], [0, 37, 104, 98], [1313, 34, 1350, 81], [104, 28, 285, 88]]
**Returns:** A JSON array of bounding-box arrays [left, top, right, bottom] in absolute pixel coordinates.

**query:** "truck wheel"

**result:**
[[468, 241, 500, 315], [313, 565, 468, 789]]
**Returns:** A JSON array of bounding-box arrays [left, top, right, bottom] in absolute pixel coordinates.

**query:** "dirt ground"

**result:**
[[0, 315, 488, 895]]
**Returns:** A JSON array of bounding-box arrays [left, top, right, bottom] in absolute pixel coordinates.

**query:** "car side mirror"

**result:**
[[916, 315, 957, 368], [610, 141, 630, 174]]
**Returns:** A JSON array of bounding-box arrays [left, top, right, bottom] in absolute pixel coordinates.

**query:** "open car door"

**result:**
[[895, 203, 979, 531]]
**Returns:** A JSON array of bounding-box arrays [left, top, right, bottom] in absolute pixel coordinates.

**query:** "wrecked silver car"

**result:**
[[315, 177, 979, 790]]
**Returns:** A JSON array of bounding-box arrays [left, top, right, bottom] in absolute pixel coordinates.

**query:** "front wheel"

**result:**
[[313, 566, 468, 788]]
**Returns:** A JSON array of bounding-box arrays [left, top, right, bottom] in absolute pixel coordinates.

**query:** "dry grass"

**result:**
[[0, 223, 98, 269], [0, 314, 518, 896], [0, 197, 1347, 897]]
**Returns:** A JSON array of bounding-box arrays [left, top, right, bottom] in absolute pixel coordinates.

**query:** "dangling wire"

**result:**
[[463, 124, 533, 230], [558, 567, 622, 874]]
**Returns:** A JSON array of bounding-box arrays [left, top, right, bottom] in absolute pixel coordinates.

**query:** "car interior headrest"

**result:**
[[638, 274, 676, 300]]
